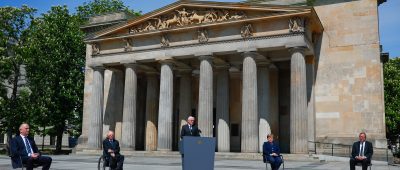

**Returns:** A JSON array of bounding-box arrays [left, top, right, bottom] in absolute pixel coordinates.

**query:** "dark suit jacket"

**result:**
[[180, 124, 200, 139], [10, 135, 40, 168], [351, 141, 373, 161], [263, 141, 281, 156], [103, 138, 121, 159]]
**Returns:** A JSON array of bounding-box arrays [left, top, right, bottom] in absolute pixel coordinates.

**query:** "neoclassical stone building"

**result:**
[[78, 0, 387, 154]]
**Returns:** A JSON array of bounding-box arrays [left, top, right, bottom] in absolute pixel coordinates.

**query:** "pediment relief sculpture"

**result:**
[[128, 8, 247, 34], [289, 17, 305, 33], [241, 24, 253, 38]]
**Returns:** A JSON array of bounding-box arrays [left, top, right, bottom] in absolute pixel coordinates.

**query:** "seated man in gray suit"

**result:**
[[350, 132, 373, 170], [180, 116, 201, 138]]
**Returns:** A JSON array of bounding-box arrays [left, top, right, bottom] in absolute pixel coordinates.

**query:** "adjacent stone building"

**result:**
[[78, 0, 387, 154]]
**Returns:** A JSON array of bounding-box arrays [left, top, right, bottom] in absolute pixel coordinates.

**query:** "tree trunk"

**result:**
[[6, 62, 21, 152], [42, 126, 46, 151], [55, 121, 65, 153]]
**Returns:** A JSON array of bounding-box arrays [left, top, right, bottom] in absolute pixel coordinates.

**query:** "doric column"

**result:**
[[145, 72, 159, 151], [216, 65, 230, 152], [306, 56, 316, 151], [88, 66, 104, 149], [198, 56, 213, 137], [269, 65, 279, 138], [157, 61, 174, 151], [178, 70, 192, 132], [103, 69, 124, 139], [121, 64, 138, 149], [241, 52, 258, 153], [258, 63, 271, 153], [290, 47, 308, 153]]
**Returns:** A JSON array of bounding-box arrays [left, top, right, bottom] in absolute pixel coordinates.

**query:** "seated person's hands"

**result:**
[[31, 153, 40, 159], [271, 153, 278, 156], [355, 156, 366, 160], [108, 149, 115, 157]]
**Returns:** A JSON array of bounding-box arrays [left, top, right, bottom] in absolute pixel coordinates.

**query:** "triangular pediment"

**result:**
[[91, 1, 314, 40]]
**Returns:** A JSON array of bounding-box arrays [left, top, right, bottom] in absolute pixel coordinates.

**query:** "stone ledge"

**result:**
[[74, 149, 319, 161]]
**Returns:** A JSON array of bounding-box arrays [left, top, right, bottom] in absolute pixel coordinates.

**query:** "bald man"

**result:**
[[10, 123, 52, 170], [103, 131, 124, 170]]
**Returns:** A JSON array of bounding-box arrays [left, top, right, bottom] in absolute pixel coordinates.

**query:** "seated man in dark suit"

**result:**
[[180, 116, 201, 139], [103, 130, 124, 170], [350, 132, 373, 170], [10, 123, 52, 170], [263, 134, 282, 170]]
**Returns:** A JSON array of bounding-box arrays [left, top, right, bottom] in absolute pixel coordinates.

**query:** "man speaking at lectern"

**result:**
[[180, 116, 201, 138]]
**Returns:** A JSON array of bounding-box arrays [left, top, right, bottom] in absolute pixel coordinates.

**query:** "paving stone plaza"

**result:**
[[0, 154, 398, 170]]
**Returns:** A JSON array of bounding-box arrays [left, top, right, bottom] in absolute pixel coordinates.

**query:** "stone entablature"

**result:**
[[87, 33, 313, 69], [86, 1, 323, 59], [82, 1, 322, 59]]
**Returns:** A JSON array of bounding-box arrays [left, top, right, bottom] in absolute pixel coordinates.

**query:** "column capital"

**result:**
[[241, 51, 267, 61], [289, 47, 306, 55], [123, 63, 139, 70], [88, 61, 105, 70], [198, 55, 213, 61], [241, 51, 259, 58], [91, 65, 105, 71], [158, 59, 175, 66]]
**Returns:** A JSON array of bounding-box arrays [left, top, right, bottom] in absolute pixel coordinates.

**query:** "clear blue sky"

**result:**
[[1, 0, 399, 57]]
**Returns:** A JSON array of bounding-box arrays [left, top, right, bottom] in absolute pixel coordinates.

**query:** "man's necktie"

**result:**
[[189, 126, 192, 135], [360, 143, 364, 156], [110, 140, 114, 148], [25, 137, 32, 154]]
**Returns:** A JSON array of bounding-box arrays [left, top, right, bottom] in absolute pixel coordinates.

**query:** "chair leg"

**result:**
[[266, 163, 269, 170]]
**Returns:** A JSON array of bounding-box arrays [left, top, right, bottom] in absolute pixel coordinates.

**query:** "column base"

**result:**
[[121, 147, 136, 151], [157, 148, 173, 152]]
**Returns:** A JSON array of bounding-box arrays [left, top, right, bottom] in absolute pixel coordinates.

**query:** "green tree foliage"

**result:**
[[23, 6, 85, 152], [0, 6, 36, 141], [383, 58, 400, 142], [21, 0, 138, 152], [76, 0, 140, 23]]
